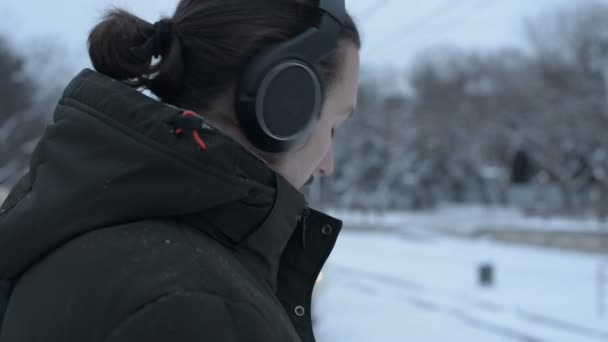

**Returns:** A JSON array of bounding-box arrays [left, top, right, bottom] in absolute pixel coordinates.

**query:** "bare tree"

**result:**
[[0, 36, 63, 188]]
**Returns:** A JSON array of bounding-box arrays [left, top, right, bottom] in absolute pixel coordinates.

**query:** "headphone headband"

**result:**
[[319, 0, 347, 25]]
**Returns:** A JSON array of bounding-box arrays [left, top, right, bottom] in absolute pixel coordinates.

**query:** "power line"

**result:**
[[414, 0, 499, 46], [369, 0, 476, 51], [382, 0, 457, 39], [358, 0, 393, 23]]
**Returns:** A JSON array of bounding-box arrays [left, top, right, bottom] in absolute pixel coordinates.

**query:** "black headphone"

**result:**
[[236, 0, 348, 153]]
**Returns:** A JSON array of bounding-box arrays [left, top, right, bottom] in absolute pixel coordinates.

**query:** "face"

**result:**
[[275, 42, 360, 190]]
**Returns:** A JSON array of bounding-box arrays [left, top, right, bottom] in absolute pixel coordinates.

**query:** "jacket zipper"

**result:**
[[299, 207, 311, 249]]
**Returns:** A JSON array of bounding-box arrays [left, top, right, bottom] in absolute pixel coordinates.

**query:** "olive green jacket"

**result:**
[[0, 69, 342, 342]]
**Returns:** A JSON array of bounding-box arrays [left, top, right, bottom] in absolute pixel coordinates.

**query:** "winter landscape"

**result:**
[[2, 0, 608, 341]]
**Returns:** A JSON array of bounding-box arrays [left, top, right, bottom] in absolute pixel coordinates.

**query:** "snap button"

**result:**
[[294, 305, 306, 317], [321, 224, 333, 236]]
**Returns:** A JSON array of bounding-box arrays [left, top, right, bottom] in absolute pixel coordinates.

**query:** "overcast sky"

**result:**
[[0, 0, 603, 80]]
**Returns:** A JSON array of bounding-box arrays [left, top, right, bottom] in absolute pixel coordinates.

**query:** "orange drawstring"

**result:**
[[174, 110, 207, 151]]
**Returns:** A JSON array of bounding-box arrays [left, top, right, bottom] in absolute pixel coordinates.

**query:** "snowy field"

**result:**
[[314, 229, 608, 342]]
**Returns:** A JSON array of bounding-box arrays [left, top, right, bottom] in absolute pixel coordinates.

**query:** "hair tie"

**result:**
[[152, 19, 173, 58]]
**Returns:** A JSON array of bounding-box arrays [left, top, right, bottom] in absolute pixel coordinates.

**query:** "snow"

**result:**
[[329, 205, 608, 235], [314, 229, 608, 342]]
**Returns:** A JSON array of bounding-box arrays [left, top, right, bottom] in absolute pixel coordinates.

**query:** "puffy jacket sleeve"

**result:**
[[103, 292, 272, 342]]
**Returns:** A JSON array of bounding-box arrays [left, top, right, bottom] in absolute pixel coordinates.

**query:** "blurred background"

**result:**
[[1, 0, 608, 341]]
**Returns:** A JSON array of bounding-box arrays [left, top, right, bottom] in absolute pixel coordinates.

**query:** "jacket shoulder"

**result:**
[[2, 220, 256, 341], [103, 291, 276, 342], [43, 219, 252, 302]]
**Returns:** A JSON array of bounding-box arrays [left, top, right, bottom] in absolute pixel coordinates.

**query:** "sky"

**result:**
[[0, 0, 605, 81]]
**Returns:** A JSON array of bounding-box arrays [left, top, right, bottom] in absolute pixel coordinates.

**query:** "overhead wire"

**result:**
[[368, 0, 479, 52], [410, 0, 501, 45], [357, 0, 393, 23]]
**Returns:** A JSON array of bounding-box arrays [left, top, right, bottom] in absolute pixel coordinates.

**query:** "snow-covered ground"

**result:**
[[314, 229, 608, 342], [330, 205, 608, 235]]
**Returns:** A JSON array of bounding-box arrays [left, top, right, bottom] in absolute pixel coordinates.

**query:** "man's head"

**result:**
[[88, 0, 360, 190]]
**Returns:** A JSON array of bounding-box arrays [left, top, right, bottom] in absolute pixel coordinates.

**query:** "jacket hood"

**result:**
[[0, 69, 310, 283]]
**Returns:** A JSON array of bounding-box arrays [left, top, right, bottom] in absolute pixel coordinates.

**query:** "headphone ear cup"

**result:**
[[237, 51, 325, 153]]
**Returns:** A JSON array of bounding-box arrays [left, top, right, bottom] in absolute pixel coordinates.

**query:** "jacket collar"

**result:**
[[63, 69, 320, 287]]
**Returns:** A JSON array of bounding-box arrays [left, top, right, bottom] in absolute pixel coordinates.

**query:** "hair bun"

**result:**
[[88, 9, 184, 101], [152, 19, 174, 58]]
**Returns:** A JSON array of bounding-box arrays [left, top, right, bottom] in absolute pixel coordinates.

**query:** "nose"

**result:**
[[318, 146, 334, 176]]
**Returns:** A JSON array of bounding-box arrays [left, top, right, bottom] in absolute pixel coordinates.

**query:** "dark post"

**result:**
[[479, 263, 494, 288]]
